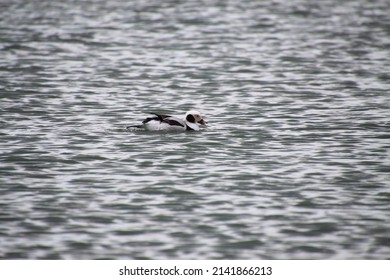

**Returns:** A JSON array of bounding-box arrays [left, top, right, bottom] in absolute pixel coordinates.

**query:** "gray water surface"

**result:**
[[1, 0, 390, 259]]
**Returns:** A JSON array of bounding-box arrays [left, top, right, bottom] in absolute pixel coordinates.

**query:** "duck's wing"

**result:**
[[162, 116, 186, 127], [142, 112, 172, 124]]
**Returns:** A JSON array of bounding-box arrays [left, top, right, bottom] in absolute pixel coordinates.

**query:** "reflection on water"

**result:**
[[1, 0, 390, 259]]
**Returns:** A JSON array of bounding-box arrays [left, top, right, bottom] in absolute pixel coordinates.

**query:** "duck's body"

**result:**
[[142, 113, 189, 131], [127, 111, 207, 131]]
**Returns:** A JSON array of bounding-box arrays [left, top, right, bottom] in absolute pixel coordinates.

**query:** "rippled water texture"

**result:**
[[1, 0, 390, 259]]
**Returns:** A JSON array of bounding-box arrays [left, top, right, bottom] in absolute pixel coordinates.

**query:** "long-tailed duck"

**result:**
[[127, 111, 207, 131]]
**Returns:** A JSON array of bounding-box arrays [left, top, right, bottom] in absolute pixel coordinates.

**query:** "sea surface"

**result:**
[[1, 0, 390, 259]]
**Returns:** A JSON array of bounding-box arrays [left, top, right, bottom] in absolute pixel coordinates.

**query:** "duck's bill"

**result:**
[[199, 119, 207, 125]]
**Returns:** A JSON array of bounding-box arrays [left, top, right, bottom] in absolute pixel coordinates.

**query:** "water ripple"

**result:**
[[1, 0, 390, 259]]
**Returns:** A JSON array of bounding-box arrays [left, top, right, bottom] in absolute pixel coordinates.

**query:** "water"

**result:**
[[1, 0, 390, 259]]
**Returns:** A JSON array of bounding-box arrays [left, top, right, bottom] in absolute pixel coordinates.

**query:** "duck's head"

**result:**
[[185, 111, 207, 130]]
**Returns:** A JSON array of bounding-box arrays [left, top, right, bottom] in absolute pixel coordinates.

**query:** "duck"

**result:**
[[127, 110, 207, 131]]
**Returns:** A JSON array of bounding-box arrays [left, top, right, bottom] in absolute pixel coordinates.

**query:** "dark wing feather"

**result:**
[[142, 112, 171, 124], [150, 113, 171, 121], [163, 118, 185, 127]]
